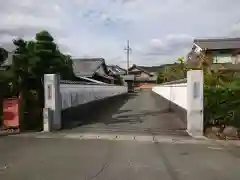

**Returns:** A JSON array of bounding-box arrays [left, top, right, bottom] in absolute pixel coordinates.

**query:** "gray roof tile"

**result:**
[[73, 58, 105, 77], [194, 38, 240, 50], [108, 65, 126, 75]]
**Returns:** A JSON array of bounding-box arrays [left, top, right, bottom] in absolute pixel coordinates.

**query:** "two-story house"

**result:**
[[187, 38, 240, 71]]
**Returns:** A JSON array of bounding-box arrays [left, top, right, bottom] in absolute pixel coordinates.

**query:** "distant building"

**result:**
[[187, 37, 240, 71], [128, 64, 157, 83], [107, 65, 127, 76], [72, 58, 122, 85]]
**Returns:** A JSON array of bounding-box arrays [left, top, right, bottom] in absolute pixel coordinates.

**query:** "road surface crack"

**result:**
[[87, 162, 109, 180], [86, 142, 114, 180], [154, 142, 180, 180]]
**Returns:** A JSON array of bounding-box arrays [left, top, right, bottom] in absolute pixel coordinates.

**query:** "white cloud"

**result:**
[[229, 22, 240, 37], [1, 0, 240, 66], [150, 39, 165, 50], [1, 14, 60, 30], [131, 34, 193, 65]]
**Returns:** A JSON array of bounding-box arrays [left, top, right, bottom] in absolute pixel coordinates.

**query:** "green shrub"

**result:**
[[204, 86, 240, 129]]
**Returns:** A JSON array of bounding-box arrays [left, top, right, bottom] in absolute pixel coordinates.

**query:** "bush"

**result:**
[[21, 90, 43, 131], [204, 86, 240, 129]]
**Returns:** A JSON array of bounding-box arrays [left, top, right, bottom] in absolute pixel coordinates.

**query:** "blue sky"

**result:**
[[1, 0, 240, 67]]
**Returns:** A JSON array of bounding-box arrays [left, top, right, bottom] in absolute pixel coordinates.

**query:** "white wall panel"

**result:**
[[152, 83, 187, 109], [60, 84, 128, 110]]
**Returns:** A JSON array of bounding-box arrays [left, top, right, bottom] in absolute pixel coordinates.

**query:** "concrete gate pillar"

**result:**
[[187, 70, 204, 137], [43, 74, 61, 132]]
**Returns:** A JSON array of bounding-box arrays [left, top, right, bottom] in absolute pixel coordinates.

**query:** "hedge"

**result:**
[[204, 86, 240, 129]]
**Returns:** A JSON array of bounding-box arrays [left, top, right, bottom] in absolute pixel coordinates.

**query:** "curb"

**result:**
[[197, 134, 240, 148], [0, 131, 21, 137], [13, 132, 213, 145], [210, 139, 240, 148]]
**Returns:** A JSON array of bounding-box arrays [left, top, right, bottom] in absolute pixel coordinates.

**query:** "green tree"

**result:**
[[0, 47, 8, 64], [10, 31, 75, 130], [12, 30, 75, 94], [34, 30, 74, 80], [177, 57, 187, 78], [157, 58, 187, 84], [12, 39, 40, 90], [160, 67, 175, 83]]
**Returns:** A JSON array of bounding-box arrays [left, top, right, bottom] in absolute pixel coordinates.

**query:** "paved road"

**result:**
[[3, 90, 239, 179], [62, 90, 187, 136], [1, 136, 240, 180]]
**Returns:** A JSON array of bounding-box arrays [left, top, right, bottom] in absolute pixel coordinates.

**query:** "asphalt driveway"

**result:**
[[62, 89, 187, 136]]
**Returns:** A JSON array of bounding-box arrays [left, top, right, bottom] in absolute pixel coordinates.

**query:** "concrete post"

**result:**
[[44, 74, 61, 131], [187, 70, 204, 137], [43, 108, 52, 132]]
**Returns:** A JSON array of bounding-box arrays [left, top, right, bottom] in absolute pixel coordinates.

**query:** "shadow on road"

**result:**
[[62, 93, 138, 129], [61, 90, 187, 135], [103, 109, 171, 125]]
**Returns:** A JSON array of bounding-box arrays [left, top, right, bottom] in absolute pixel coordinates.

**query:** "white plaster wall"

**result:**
[[152, 83, 187, 109], [60, 84, 128, 110]]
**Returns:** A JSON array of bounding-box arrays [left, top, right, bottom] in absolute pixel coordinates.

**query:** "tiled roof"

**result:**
[[138, 66, 165, 73], [194, 38, 240, 50], [135, 76, 157, 81], [129, 64, 177, 74], [73, 58, 105, 77], [128, 65, 153, 75], [108, 65, 127, 75]]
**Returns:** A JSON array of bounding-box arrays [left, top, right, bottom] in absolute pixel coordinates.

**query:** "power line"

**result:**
[[124, 40, 132, 74]]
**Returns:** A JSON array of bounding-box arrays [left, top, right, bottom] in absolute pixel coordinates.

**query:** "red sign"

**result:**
[[3, 98, 20, 129]]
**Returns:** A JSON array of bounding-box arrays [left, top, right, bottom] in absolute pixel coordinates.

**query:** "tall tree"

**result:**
[[34, 30, 74, 79], [177, 57, 187, 78], [12, 31, 75, 91], [2, 31, 76, 130], [0, 47, 8, 65], [12, 39, 40, 89]]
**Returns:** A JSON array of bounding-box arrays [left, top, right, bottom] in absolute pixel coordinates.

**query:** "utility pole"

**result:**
[[124, 40, 132, 74]]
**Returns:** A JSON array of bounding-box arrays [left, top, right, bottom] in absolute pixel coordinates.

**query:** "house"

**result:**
[[137, 65, 177, 76], [107, 65, 127, 76], [128, 64, 157, 85], [72, 58, 122, 85], [187, 37, 240, 71]]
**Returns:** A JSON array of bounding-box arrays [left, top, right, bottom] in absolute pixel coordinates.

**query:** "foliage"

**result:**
[[156, 51, 240, 130], [204, 86, 240, 129], [0, 30, 75, 130], [162, 51, 239, 87], [0, 47, 8, 64], [157, 57, 187, 84], [34, 31, 74, 79], [196, 50, 240, 130], [229, 79, 240, 88], [157, 67, 174, 83]]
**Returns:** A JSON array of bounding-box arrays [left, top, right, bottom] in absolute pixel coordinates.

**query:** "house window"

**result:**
[[213, 54, 232, 63]]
